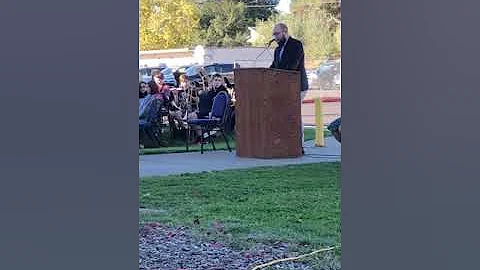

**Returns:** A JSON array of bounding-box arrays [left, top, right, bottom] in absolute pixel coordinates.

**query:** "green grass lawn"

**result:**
[[140, 163, 341, 267], [141, 127, 330, 155]]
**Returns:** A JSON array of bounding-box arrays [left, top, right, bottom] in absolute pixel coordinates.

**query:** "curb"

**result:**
[[302, 97, 341, 104]]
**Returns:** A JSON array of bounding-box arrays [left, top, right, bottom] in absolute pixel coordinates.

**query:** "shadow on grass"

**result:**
[[140, 128, 331, 155]]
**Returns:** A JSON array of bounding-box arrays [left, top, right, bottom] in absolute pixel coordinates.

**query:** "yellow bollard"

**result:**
[[315, 98, 325, 147]]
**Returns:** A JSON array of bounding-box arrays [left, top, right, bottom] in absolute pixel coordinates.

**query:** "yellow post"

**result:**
[[315, 98, 325, 147]]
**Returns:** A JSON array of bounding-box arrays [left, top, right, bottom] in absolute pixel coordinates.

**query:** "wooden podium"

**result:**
[[234, 68, 302, 158]]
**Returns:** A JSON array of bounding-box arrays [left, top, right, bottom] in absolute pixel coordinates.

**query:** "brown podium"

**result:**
[[234, 68, 302, 158]]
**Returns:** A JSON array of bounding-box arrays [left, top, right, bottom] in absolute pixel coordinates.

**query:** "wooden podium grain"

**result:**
[[234, 68, 302, 158]]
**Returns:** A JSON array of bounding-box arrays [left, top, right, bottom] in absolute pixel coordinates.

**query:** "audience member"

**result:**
[[139, 70, 235, 147], [327, 117, 341, 143], [179, 74, 199, 114], [186, 73, 230, 144], [139, 82, 149, 99], [139, 82, 159, 120], [149, 70, 172, 101]]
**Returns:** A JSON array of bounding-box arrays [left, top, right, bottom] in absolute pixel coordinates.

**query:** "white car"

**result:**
[[307, 70, 318, 81], [315, 59, 341, 90]]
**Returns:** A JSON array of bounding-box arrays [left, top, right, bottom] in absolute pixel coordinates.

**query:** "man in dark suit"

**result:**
[[270, 23, 309, 154]]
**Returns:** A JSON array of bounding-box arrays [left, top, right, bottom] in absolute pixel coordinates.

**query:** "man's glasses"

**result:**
[[272, 31, 283, 36]]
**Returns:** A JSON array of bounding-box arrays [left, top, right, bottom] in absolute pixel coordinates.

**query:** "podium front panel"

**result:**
[[234, 68, 301, 158]]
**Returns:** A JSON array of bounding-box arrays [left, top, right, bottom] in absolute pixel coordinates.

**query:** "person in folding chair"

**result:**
[[184, 74, 229, 142], [327, 117, 341, 143], [185, 88, 232, 154], [139, 94, 164, 147]]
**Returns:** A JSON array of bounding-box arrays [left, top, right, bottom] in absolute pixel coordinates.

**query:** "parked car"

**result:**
[[139, 65, 166, 83], [314, 59, 341, 90], [203, 63, 235, 84], [139, 64, 177, 87], [160, 68, 177, 87], [184, 65, 206, 82], [307, 69, 318, 82], [203, 63, 234, 74], [173, 65, 194, 85]]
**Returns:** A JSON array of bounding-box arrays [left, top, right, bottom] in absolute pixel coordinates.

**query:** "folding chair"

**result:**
[[185, 91, 232, 154]]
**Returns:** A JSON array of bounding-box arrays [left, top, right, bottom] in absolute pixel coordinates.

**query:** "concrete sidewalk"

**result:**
[[139, 137, 340, 177]]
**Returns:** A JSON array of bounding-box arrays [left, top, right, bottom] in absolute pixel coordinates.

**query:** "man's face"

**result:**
[[272, 26, 287, 43], [144, 84, 151, 94], [212, 77, 223, 89], [140, 83, 150, 94], [153, 74, 163, 84], [140, 83, 147, 93]]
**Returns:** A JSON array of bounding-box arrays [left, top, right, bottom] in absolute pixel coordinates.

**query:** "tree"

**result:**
[[139, 0, 280, 49], [197, 0, 250, 47], [252, 5, 340, 66], [291, 0, 341, 22], [302, 7, 338, 60], [196, 0, 280, 26], [139, 0, 200, 50], [241, 0, 280, 26]]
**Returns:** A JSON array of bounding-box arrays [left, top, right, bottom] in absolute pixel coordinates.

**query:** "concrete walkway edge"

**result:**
[[140, 137, 341, 177]]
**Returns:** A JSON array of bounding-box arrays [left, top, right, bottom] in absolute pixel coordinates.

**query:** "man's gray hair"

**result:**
[[275, 23, 288, 32]]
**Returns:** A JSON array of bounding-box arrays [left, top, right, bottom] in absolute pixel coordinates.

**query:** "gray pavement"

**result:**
[[139, 136, 341, 177]]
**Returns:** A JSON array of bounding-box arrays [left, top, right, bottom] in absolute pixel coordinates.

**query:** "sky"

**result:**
[[275, 0, 291, 14]]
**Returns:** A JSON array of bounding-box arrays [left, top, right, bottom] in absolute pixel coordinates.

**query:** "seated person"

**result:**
[[148, 70, 172, 101], [178, 74, 199, 115], [148, 70, 184, 127], [186, 74, 230, 144], [139, 82, 149, 99], [139, 95, 163, 144], [139, 83, 154, 119], [168, 74, 193, 129], [139, 81, 164, 128], [327, 117, 341, 143]]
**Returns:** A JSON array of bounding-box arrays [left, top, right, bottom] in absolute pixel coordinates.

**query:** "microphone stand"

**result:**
[[255, 39, 275, 62]]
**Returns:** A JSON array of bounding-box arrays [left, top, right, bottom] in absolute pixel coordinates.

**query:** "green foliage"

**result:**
[[197, 0, 250, 47], [242, 0, 280, 26], [253, 2, 340, 64], [302, 7, 338, 60], [334, 23, 341, 54], [291, 0, 341, 18], [138, 0, 340, 55], [139, 0, 200, 50], [139, 0, 281, 49]]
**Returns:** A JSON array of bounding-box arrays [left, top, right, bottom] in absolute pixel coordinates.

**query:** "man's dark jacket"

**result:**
[[270, 37, 309, 92]]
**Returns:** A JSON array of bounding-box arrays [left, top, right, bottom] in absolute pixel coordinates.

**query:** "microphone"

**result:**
[[255, 38, 276, 60], [267, 38, 275, 47]]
